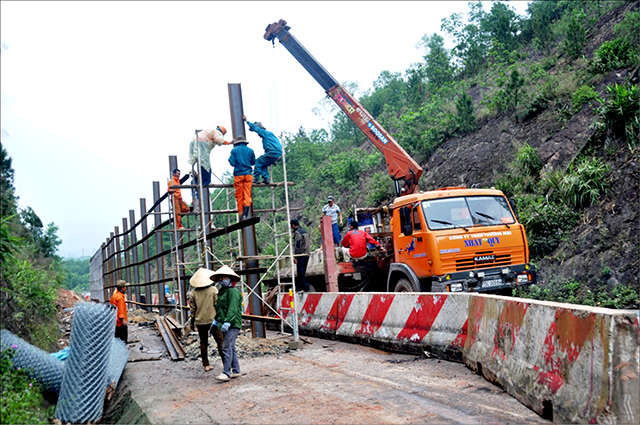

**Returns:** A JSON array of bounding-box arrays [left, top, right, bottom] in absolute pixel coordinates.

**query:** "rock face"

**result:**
[[419, 2, 639, 292]]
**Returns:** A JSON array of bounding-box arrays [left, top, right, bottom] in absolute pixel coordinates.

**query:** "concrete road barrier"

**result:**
[[278, 292, 639, 423]]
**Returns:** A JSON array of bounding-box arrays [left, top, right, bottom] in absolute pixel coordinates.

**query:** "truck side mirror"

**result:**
[[400, 206, 413, 236], [509, 198, 519, 219]]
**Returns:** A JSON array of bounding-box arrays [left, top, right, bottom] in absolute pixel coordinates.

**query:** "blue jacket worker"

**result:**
[[243, 115, 282, 185], [228, 135, 256, 221]]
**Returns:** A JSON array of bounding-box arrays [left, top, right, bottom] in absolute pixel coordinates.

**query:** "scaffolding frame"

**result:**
[[99, 145, 301, 342]]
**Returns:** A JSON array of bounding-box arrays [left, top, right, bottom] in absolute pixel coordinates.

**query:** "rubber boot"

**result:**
[[200, 343, 210, 371], [243, 206, 251, 220]]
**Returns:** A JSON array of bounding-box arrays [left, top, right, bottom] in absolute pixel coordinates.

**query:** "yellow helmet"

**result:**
[[217, 125, 227, 135]]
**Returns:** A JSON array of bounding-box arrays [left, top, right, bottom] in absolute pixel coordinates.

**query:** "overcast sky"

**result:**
[[1, 1, 530, 258]]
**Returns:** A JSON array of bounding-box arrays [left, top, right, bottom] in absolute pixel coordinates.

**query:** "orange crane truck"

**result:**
[[265, 20, 536, 293]]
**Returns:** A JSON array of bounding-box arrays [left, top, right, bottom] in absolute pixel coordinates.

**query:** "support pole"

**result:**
[[169, 156, 187, 325], [129, 210, 142, 304], [122, 218, 132, 301], [321, 216, 339, 292], [140, 199, 152, 312], [153, 182, 166, 315], [229, 83, 265, 338]]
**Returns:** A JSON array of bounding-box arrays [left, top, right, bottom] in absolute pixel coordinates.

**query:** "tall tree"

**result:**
[[1, 145, 17, 217], [482, 2, 520, 56], [563, 9, 587, 59], [419, 33, 454, 86]]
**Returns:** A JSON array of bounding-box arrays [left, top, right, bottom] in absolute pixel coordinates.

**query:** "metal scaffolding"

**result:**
[[97, 83, 302, 341]]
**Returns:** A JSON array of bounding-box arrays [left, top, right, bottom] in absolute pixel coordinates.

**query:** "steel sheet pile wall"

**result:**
[[280, 292, 639, 424], [0, 329, 64, 394], [55, 302, 117, 423]]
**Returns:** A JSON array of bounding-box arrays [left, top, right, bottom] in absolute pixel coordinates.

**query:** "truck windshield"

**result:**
[[422, 196, 515, 230]]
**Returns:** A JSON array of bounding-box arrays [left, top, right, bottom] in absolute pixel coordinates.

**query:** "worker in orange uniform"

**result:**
[[341, 220, 385, 261], [168, 168, 192, 230], [110, 280, 129, 343], [228, 135, 255, 221]]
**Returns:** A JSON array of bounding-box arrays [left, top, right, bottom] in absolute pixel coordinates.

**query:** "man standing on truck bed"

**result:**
[[322, 195, 343, 245], [290, 219, 311, 292], [341, 220, 384, 261]]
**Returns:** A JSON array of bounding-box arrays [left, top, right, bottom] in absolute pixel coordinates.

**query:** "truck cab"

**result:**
[[389, 187, 536, 293]]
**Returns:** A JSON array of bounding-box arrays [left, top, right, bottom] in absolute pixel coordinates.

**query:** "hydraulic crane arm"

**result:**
[[264, 19, 423, 196]]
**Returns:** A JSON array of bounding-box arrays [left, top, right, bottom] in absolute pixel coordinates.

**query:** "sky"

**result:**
[[1, 1, 530, 258]]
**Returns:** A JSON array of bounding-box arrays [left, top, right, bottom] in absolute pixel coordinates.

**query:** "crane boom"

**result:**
[[264, 19, 423, 196]]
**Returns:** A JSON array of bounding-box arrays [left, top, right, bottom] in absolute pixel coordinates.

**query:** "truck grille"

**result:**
[[455, 250, 512, 271]]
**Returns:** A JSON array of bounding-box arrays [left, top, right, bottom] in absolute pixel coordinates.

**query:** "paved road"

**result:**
[[111, 326, 547, 424]]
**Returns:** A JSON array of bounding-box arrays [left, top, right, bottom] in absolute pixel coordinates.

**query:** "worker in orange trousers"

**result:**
[[168, 168, 192, 230], [228, 135, 255, 221]]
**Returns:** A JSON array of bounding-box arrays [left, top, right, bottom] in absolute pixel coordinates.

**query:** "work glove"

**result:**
[[221, 322, 231, 333]]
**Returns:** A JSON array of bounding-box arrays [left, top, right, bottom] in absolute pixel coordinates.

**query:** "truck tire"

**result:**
[[394, 277, 419, 293]]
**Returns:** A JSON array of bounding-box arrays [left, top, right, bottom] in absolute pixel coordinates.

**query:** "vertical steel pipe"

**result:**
[[140, 199, 152, 312], [129, 210, 142, 304], [229, 83, 265, 337], [153, 181, 166, 315], [169, 156, 187, 324], [122, 218, 131, 300]]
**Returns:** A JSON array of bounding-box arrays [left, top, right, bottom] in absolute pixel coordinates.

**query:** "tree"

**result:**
[[529, 1, 556, 54], [455, 92, 477, 133], [441, 7, 488, 77], [563, 9, 587, 59], [1, 146, 18, 217], [482, 2, 520, 56], [405, 62, 427, 107], [419, 33, 454, 86], [506, 67, 525, 120]]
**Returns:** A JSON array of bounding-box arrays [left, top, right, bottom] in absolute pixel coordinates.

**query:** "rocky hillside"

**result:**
[[420, 2, 638, 300]]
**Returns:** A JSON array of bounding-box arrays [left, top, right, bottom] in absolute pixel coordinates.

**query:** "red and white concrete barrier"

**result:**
[[278, 292, 639, 423]]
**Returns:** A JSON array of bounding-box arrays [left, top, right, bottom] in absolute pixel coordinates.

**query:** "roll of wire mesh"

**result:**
[[54, 302, 117, 423]]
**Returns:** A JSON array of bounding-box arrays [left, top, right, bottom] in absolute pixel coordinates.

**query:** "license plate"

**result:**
[[482, 279, 503, 288]]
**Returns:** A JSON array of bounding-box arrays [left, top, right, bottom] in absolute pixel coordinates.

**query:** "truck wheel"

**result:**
[[394, 278, 419, 292]]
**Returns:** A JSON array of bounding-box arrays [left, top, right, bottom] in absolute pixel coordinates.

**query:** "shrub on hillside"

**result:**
[[515, 194, 580, 260], [571, 85, 599, 111], [591, 38, 637, 73], [0, 349, 51, 424], [514, 280, 639, 309], [592, 83, 640, 148], [540, 157, 611, 209]]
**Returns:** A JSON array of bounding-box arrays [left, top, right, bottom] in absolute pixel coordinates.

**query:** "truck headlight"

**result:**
[[449, 283, 463, 292], [517, 274, 528, 283]]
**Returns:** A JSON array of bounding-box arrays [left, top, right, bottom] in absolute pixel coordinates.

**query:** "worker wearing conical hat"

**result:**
[[212, 265, 243, 382], [188, 268, 224, 372]]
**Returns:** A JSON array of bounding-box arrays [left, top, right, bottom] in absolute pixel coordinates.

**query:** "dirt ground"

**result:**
[[104, 319, 548, 424]]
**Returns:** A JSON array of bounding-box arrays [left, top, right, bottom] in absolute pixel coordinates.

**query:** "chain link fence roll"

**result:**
[[54, 302, 117, 423], [0, 329, 64, 394], [105, 337, 129, 388]]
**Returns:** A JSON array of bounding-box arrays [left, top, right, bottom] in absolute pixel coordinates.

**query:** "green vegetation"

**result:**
[[1, 145, 62, 351], [60, 258, 90, 293], [514, 280, 639, 309], [0, 349, 52, 424]]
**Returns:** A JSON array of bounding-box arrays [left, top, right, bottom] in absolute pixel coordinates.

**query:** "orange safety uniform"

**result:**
[[168, 175, 191, 229], [233, 175, 253, 212], [110, 289, 128, 327]]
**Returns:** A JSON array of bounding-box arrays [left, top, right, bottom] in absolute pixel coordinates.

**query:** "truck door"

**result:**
[[396, 204, 429, 277]]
